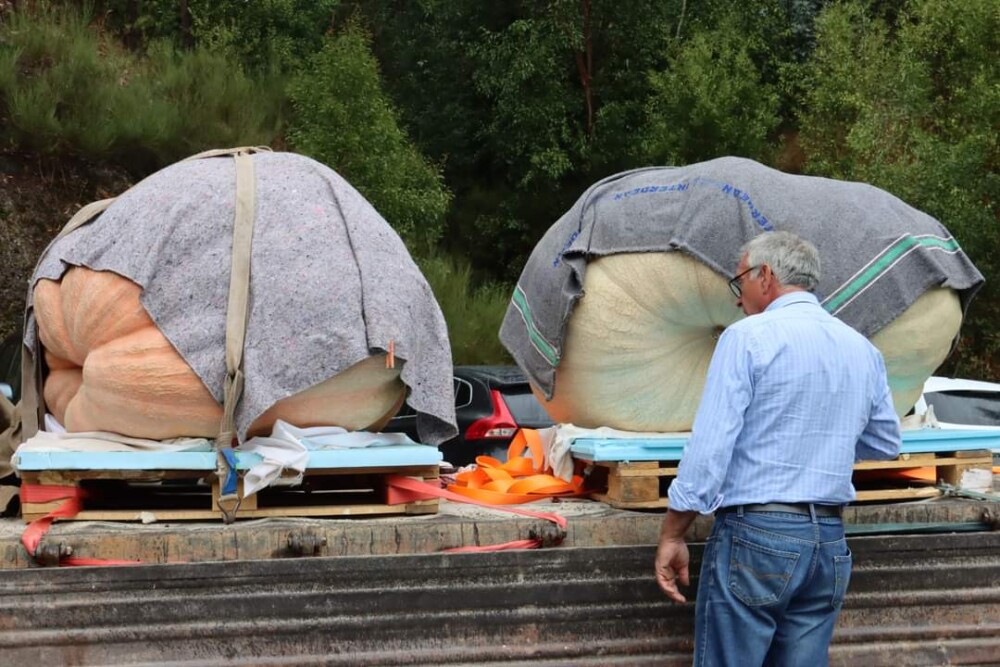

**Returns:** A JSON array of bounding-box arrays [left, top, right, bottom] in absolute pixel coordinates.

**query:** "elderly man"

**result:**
[[655, 231, 901, 666]]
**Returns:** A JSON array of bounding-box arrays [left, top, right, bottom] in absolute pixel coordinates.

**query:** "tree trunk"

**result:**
[[123, 0, 140, 52], [179, 0, 194, 50], [574, 0, 594, 136]]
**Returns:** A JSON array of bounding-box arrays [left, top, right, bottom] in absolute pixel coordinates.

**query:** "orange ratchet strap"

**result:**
[[448, 428, 584, 504], [20, 484, 140, 566], [386, 428, 583, 551]]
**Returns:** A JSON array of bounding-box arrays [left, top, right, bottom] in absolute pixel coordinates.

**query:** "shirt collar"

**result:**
[[765, 290, 819, 312]]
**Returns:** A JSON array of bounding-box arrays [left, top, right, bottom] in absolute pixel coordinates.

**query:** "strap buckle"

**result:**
[[216, 447, 242, 524]]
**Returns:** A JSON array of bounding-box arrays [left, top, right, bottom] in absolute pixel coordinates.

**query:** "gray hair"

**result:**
[[741, 231, 821, 291]]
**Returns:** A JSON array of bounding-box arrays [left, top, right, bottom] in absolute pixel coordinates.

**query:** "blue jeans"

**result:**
[[693, 509, 852, 667]]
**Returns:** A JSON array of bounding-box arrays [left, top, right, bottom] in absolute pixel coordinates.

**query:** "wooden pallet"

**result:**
[[579, 450, 995, 509], [852, 449, 993, 502], [20, 465, 440, 523]]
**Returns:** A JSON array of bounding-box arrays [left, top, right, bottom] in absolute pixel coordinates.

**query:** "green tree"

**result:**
[[799, 0, 1000, 375], [356, 0, 687, 279], [644, 10, 782, 165], [287, 23, 451, 250]]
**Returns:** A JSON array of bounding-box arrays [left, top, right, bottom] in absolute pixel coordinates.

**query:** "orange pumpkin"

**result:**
[[33, 267, 405, 440]]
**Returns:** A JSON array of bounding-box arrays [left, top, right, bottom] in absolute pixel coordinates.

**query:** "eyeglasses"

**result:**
[[728, 266, 759, 298]]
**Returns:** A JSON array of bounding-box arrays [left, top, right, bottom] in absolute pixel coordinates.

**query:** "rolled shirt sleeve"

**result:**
[[667, 327, 755, 514], [855, 352, 902, 462]]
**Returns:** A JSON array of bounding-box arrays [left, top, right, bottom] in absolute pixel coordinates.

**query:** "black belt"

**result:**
[[718, 502, 843, 518]]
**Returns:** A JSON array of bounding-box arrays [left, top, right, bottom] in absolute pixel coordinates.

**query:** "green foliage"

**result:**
[[187, 0, 338, 73], [799, 0, 1000, 374], [0, 6, 128, 155], [287, 23, 450, 250], [132, 43, 285, 166], [467, 0, 683, 187], [644, 10, 782, 164], [470, 11, 582, 186], [417, 254, 513, 365], [0, 5, 283, 174], [1, 0, 996, 378], [359, 0, 687, 280], [98, 0, 338, 73]]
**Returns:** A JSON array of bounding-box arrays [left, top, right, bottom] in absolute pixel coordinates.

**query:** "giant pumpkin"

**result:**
[[33, 267, 405, 439], [500, 158, 984, 432], [21, 150, 457, 446], [536, 253, 963, 432]]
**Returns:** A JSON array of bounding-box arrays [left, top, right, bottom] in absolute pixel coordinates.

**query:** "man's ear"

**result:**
[[759, 264, 774, 293]]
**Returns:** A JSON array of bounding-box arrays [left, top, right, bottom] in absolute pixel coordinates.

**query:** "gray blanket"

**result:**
[[27, 152, 458, 444], [500, 157, 985, 398]]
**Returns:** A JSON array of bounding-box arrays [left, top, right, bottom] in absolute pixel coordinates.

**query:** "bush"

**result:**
[[0, 5, 284, 174], [132, 42, 284, 167], [186, 0, 337, 73], [417, 254, 512, 365], [97, 0, 337, 74], [287, 24, 450, 250]]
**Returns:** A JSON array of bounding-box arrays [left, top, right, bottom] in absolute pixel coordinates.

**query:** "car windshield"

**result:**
[[924, 391, 1000, 427], [502, 390, 553, 424]]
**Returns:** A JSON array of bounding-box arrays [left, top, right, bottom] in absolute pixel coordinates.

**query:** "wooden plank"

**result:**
[[853, 453, 936, 470], [605, 461, 660, 471], [22, 509, 222, 522], [305, 465, 440, 476], [233, 500, 438, 518], [590, 492, 667, 510], [212, 479, 257, 512], [938, 458, 994, 488], [950, 449, 992, 459], [22, 500, 439, 523], [614, 465, 679, 478], [32, 470, 205, 482], [21, 500, 69, 516], [606, 463, 660, 504], [853, 454, 991, 471], [854, 487, 941, 502]]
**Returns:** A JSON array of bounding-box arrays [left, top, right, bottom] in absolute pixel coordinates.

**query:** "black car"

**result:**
[[384, 365, 554, 468]]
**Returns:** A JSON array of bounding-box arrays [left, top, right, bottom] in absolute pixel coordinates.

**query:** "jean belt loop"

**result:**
[[737, 506, 744, 518], [808, 503, 818, 523]]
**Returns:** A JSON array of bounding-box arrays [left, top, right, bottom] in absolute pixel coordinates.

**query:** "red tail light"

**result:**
[[465, 389, 518, 439]]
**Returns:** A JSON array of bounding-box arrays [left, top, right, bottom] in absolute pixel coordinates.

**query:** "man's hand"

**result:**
[[654, 508, 697, 603], [655, 536, 690, 602]]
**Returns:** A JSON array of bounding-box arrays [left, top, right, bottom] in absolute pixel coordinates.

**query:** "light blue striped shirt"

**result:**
[[668, 292, 901, 513]]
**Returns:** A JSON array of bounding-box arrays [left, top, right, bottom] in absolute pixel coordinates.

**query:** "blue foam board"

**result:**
[[15, 444, 442, 472], [570, 428, 1000, 463]]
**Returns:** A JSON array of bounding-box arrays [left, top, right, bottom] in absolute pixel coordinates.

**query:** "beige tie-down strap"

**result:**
[[15, 147, 269, 453], [216, 149, 257, 448]]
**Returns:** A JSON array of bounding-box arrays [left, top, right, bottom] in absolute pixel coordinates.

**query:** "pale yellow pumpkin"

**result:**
[[538, 252, 960, 431], [33, 267, 406, 439], [246, 355, 407, 438]]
